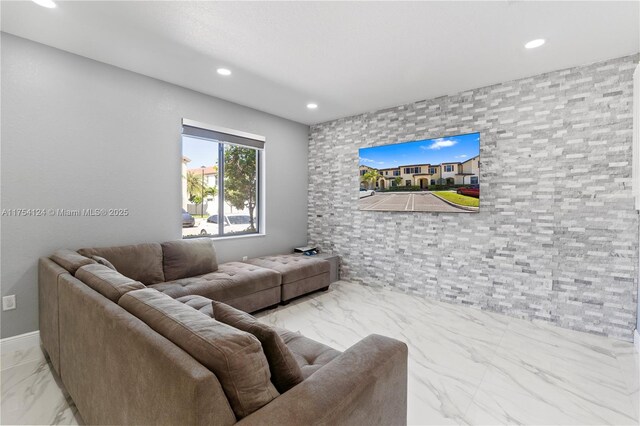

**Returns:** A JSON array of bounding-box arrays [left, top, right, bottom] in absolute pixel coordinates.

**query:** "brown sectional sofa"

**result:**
[[39, 239, 408, 425]]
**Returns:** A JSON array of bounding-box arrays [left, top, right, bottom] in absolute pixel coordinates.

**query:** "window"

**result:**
[[393, 170, 400, 176], [470, 176, 479, 184], [429, 167, 437, 174], [406, 180, 411, 186], [444, 165, 454, 172], [181, 120, 263, 238]]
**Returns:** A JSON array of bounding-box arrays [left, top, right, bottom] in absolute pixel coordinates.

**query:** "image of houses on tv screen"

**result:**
[[358, 133, 480, 213]]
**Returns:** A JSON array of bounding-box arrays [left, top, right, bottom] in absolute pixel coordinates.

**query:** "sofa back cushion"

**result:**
[[78, 243, 164, 284], [76, 264, 146, 303], [50, 249, 96, 274], [90, 255, 116, 270], [118, 289, 278, 419], [212, 301, 304, 393], [161, 239, 218, 282]]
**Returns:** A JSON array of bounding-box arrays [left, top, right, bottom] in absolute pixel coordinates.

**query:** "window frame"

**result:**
[[182, 119, 265, 239]]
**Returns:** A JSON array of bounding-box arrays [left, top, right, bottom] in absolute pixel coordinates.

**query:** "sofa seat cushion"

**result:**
[[275, 327, 341, 379], [212, 301, 304, 393], [150, 262, 280, 302], [161, 239, 218, 282], [176, 294, 214, 317], [76, 264, 146, 302], [50, 249, 96, 274], [78, 243, 165, 285], [244, 255, 329, 284], [119, 289, 279, 419]]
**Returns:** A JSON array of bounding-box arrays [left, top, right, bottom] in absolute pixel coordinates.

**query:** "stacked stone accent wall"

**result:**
[[308, 54, 639, 341]]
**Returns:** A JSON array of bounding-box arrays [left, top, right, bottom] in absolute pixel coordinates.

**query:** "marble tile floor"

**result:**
[[1, 280, 638, 425], [1, 346, 81, 425]]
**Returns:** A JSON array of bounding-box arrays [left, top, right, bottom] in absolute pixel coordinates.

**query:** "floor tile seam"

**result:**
[[613, 351, 640, 421], [1, 357, 46, 373], [459, 316, 512, 421]]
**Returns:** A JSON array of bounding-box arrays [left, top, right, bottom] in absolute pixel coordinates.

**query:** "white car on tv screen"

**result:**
[[359, 188, 375, 198]]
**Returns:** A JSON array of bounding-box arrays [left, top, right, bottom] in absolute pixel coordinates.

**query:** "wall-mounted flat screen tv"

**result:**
[[359, 132, 480, 213]]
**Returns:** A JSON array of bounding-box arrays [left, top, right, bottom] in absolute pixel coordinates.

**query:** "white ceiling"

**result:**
[[1, 1, 638, 125]]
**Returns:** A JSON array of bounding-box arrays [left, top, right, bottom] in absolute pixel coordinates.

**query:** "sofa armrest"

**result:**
[[238, 334, 408, 426], [38, 257, 69, 374]]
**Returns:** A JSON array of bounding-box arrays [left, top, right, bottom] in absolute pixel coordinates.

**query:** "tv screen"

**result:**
[[358, 133, 480, 213]]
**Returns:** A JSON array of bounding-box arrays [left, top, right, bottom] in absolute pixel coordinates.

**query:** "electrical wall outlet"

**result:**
[[242, 256, 248, 261], [2, 295, 16, 311]]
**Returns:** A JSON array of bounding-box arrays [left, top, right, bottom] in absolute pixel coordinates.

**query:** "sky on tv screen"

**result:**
[[359, 133, 480, 167]]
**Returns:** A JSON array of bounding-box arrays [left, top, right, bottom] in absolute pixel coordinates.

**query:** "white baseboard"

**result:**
[[635, 329, 640, 354], [0, 330, 40, 355]]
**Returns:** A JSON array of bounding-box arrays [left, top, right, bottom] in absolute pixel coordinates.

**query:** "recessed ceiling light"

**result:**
[[32, 0, 56, 8], [307, 103, 318, 110], [216, 68, 232, 76], [525, 39, 545, 49]]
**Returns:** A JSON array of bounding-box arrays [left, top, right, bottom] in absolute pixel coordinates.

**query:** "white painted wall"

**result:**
[[0, 34, 310, 338]]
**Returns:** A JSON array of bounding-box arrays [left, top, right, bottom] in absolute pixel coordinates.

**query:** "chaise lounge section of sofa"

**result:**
[[39, 239, 408, 425], [244, 254, 330, 303]]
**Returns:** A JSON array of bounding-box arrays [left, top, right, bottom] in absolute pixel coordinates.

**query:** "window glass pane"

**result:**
[[223, 145, 258, 235], [228, 215, 251, 224], [181, 136, 219, 238]]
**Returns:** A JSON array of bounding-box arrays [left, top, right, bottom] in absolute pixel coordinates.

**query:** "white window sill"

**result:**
[[206, 232, 266, 241]]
